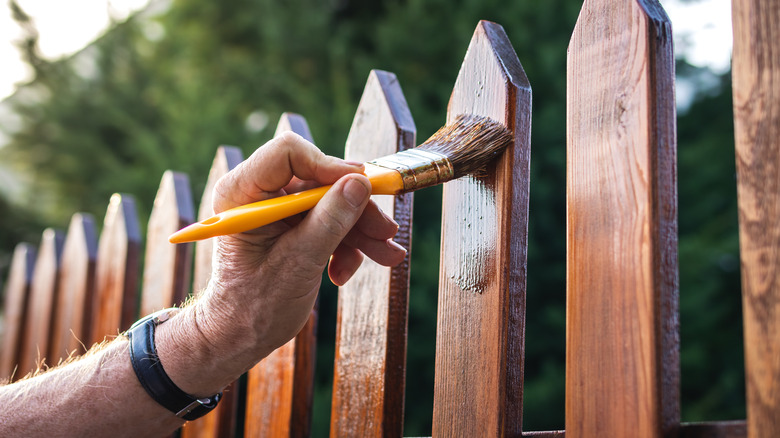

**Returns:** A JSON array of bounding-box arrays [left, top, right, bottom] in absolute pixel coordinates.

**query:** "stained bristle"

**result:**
[[417, 114, 512, 178]]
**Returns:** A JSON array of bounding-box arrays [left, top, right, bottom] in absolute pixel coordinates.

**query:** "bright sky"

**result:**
[[0, 0, 732, 102]]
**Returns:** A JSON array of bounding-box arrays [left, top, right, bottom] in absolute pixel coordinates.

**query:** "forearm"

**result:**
[[0, 302, 253, 437], [0, 338, 183, 437]]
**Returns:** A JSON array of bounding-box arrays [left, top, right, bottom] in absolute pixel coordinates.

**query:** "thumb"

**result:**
[[277, 174, 371, 268]]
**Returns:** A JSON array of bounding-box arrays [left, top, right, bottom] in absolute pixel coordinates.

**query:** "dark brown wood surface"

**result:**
[[732, 0, 780, 436], [18, 229, 64, 376], [0, 243, 36, 381], [566, 1, 679, 437], [49, 213, 97, 363], [90, 194, 141, 345], [243, 113, 320, 438], [432, 21, 531, 437], [329, 70, 415, 437], [181, 146, 243, 438], [140, 171, 194, 316]]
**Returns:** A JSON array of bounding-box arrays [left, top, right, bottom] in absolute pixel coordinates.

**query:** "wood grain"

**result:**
[[329, 70, 415, 438], [18, 228, 64, 376], [731, 1, 780, 436], [49, 213, 98, 363], [243, 113, 321, 438], [140, 171, 194, 316], [433, 21, 531, 437], [0, 243, 36, 381], [182, 145, 243, 438], [90, 193, 141, 345], [566, 1, 678, 437]]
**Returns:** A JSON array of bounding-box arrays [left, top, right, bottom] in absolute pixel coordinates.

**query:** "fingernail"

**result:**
[[343, 177, 369, 208], [344, 160, 364, 167], [387, 239, 407, 253]]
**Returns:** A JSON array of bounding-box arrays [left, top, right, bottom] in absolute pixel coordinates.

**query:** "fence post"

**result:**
[[49, 213, 98, 363], [139, 171, 194, 316], [566, 1, 679, 437], [181, 145, 244, 438], [432, 20, 531, 437], [732, 0, 780, 436], [329, 70, 415, 437], [243, 113, 320, 438], [90, 193, 141, 345], [0, 243, 36, 381], [18, 229, 64, 376]]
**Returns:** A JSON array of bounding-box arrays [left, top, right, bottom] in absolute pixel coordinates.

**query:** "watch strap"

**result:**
[[127, 309, 222, 421]]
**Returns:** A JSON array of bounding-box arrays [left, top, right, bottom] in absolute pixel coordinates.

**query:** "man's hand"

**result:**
[[157, 132, 406, 397]]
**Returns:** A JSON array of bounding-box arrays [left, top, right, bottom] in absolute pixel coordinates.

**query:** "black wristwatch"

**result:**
[[126, 308, 222, 421]]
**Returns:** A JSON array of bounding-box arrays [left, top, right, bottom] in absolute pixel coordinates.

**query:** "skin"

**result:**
[[0, 132, 406, 437]]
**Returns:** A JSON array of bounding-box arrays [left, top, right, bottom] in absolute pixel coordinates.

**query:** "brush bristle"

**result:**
[[417, 114, 512, 178]]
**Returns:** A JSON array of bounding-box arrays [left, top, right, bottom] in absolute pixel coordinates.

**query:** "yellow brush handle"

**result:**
[[169, 164, 403, 243]]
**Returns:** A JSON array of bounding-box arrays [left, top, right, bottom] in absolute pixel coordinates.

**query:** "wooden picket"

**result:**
[[1, 7, 779, 438], [566, 1, 679, 437], [49, 213, 97, 363], [139, 170, 194, 316], [243, 113, 319, 438], [330, 69, 415, 437], [89, 193, 141, 346], [0, 243, 36, 380], [732, 1, 780, 436], [17, 229, 64, 376], [182, 145, 244, 438]]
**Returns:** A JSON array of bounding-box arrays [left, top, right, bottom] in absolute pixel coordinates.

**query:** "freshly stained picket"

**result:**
[[732, 0, 780, 436], [49, 213, 98, 363], [181, 146, 243, 438], [90, 194, 141, 345], [566, 1, 678, 437], [0, 243, 36, 381], [330, 70, 415, 438], [244, 113, 319, 438], [139, 171, 194, 317], [433, 20, 531, 437], [18, 229, 64, 376]]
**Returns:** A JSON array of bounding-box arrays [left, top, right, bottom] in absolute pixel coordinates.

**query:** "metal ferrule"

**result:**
[[368, 149, 454, 193]]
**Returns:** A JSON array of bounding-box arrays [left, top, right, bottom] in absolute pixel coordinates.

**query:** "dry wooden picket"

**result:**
[[182, 145, 244, 438], [1, 6, 780, 438], [243, 113, 319, 438], [17, 229, 64, 377], [89, 193, 141, 346], [566, 1, 679, 437], [0, 243, 36, 380], [49, 213, 98, 363]]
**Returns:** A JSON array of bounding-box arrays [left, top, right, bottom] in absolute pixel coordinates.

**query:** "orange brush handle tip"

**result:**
[[168, 165, 403, 244]]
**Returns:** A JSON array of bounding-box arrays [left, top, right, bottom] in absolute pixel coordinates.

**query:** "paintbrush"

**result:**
[[169, 114, 512, 243]]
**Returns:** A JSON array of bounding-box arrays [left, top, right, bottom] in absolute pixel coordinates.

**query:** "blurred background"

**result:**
[[0, 0, 742, 435]]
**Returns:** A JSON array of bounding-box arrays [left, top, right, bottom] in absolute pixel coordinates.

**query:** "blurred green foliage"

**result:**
[[0, 0, 744, 435]]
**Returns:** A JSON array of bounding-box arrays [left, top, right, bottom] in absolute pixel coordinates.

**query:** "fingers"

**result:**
[[274, 174, 372, 272], [214, 131, 364, 212], [328, 244, 364, 286]]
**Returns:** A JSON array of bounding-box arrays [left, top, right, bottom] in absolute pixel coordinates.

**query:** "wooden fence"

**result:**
[[1, 1, 779, 436]]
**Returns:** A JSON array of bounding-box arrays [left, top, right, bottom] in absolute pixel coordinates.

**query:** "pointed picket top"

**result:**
[[0, 243, 37, 381], [90, 193, 141, 346], [244, 113, 321, 438], [434, 20, 531, 438], [566, 1, 678, 437], [330, 69, 415, 438], [181, 146, 244, 438], [49, 213, 98, 363], [18, 228, 65, 376], [191, 146, 244, 294], [140, 171, 194, 317]]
